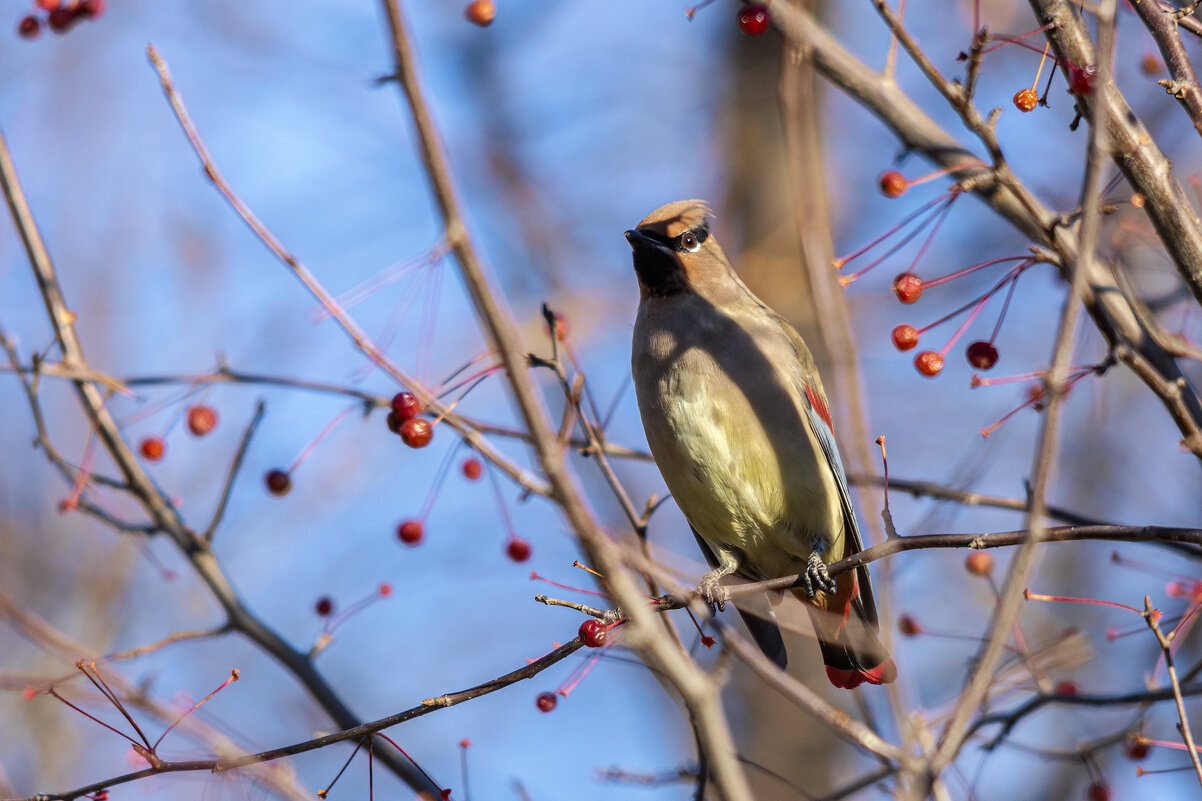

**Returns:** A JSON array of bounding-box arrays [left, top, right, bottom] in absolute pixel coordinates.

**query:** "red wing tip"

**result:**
[[825, 659, 897, 689]]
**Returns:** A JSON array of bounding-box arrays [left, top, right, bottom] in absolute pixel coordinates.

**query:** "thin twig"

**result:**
[[203, 400, 265, 543]]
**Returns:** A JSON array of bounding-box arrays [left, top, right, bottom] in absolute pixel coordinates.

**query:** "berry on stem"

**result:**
[[464, 0, 495, 26], [878, 171, 908, 198], [1086, 781, 1110, 801], [1054, 680, 1078, 696], [736, 4, 769, 35], [139, 437, 165, 462], [461, 457, 483, 480], [914, 350, 944, 377], [398, 520, 424, 546], [265, 469, 291, 496], [17, 15, 40, 39], [578, 619, 607, 648], [966, 341, 999, 370], [186, 405, 218, 436], [390, 392, 422, 422], [965, 551, 993, 576], [1013, 88, 1038, 112], [891, 324, 919, 352], [1068, 63, 1096, 96], [892, 272, 923, 304], [47, 7, 76, 33], [536, 692, 557, 712], [36, 0, 61, 9], [506, 537, 532, 562], [897, 614, 922, 636], [1123, 737, 1150, 760], [315, 597, 333, 617], [400, 418, 433, 448]]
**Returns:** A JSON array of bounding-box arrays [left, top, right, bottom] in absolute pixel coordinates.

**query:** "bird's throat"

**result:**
[[632, 249, 688, 298]]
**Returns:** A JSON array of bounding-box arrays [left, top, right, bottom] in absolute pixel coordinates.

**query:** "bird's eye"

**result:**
[[680, 232, 699, 252]]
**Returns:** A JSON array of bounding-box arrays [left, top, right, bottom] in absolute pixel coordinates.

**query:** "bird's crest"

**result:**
[[634, 199, 714, 239]]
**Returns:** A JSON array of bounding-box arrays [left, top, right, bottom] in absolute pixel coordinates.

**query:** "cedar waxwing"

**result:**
[[626, 199, 896, 689]]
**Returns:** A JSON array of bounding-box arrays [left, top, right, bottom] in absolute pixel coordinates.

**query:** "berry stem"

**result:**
[[418, 438, 466, 520], [1030, 41, 1051, 90], [288, 404, 357, 475], [840, 193, 958, 285], [833, 192, 950, 270], [151, 669, 240, 750]]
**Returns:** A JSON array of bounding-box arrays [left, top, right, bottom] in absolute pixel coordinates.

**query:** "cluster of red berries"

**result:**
[[386, 392, 433, 448], [17, 0, 103, 39], [136, 404, 219, 464]]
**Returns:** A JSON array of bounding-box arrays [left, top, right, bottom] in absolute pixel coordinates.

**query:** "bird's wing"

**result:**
[[775, 315, 880, 627]]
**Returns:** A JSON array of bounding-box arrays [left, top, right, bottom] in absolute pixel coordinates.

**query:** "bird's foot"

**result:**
[[696, 571, 730, 612], [801, 552, 837, 598]]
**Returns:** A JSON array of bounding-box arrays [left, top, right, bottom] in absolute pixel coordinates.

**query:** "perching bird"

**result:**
[[626, 199, 896, 689]]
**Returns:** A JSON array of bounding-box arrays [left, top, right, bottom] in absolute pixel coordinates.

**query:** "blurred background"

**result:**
[[1, 1, 1200, 799]]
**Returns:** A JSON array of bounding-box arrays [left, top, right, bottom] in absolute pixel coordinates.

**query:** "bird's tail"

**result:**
[[794, 570, 896, 690]]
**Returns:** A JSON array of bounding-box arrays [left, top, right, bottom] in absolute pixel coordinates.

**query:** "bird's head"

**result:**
[[625, 200, 732, 301]]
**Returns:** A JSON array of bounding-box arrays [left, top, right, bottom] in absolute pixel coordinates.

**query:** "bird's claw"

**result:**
[[801, 552, 837, 598], [696, 573, 729, 612]]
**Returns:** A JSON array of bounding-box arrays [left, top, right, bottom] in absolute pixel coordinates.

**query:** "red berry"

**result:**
[[1027, 384, 1046, 412], [378, 582, 393, 597], [1068, 63, 1096, 96], [36, 0, 61, 10], [397, 520, 424, 546], [385, 411, 402, 434], [1124, 737, 1150, 760], [138, 437, 165, 461], [878, 171, 908, 198], [400, 418, 433, 448], [186, 405, 218, 437], [965, 551, 994, 576], [17, 15, 40, 38], [578, 619, 607, 648], [79, 0, 105, 17], [536, 691, 557, 712], [315, 597, 333, 617], [506, 537, 532, 562], [897, 614, 922, 636], [265, 469, 291, 496], [1055, 680, 1078, 696], [47, 7, 76, 33], [461, 457, 483, 480], [390, 391, 421, 422], [1086, 780, 1110, 801], [914, 350, 944, 377], [966, 340, 998, 370], [892, 272, 923, 304], [1013, 87, 1038, 112], [464, 0, 495, 26], [891, 324, 919, 352], [736, 4, 769, 35]]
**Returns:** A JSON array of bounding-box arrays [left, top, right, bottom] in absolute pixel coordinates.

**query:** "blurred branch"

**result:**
[[12, 636, 586, 801], [146, 45, 548, 501], [1144, 595, 1202, 787], [375, 2, 757, 798], [1130, 0, 1202, 136], [0, 121, 438, 795], [762, 0, 1202, 455], [933, 2, 1117, 777], [203, 399, 265, 543]]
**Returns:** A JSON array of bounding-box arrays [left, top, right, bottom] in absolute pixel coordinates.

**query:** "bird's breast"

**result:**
[[632, 299, 843, 575]]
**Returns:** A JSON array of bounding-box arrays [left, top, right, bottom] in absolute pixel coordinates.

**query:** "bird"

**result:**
[[625, 199, 896, 689]]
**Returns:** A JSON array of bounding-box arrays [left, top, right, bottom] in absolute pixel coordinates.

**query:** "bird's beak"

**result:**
[[624, 229, 669, 252]]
